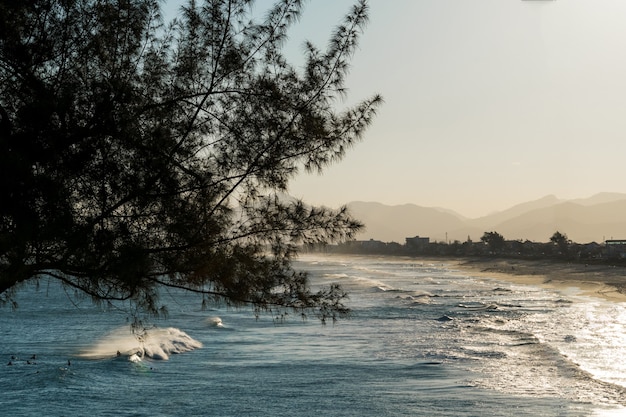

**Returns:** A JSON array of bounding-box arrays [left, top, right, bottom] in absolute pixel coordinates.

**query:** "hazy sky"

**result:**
[[165, 1, 626, 218], [278, 0, 626, 218]]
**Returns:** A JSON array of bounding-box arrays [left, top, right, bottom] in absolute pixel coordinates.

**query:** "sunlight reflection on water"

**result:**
[[591, 407, 626, 417], [550, 299, 626, 388]]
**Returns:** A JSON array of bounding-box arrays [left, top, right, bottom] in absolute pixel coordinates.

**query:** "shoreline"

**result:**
[[447, 257, 626, 303]]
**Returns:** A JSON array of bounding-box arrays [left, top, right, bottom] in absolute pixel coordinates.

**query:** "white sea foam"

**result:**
[[206, 316, 224, 327], [322, 273, 349, 279], [80, 326, 202, 361]]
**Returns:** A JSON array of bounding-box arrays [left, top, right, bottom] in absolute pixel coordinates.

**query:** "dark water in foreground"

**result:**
[[2, 254, 626, 416]]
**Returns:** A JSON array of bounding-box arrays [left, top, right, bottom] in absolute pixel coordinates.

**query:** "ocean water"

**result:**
[[2, 254, 626, 416]]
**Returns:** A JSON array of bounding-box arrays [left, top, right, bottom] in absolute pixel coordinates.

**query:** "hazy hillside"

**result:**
[[484, 201, 626, 243], [570, 192, 626, 206], [346, 202, 466, 243], [347, 194, 626, 244], [470, 195, 562, 229]]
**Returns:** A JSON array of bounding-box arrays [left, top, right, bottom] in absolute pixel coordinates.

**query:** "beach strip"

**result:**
[[447, 257, 626, 303]]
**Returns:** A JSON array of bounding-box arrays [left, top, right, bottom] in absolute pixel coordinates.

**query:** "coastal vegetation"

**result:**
[[0, 0, 381, 321], [318, 231, 626, 266]]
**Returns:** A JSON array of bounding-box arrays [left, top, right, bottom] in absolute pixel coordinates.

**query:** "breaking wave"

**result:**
[[80, 326, 202, 361]]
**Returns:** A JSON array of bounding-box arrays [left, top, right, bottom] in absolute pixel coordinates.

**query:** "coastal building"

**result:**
[[605, 239, 626, 258], [405, 236, 430, 248]]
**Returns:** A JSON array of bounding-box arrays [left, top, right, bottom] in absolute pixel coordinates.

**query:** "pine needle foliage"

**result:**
[[0, 0, 381, 321]]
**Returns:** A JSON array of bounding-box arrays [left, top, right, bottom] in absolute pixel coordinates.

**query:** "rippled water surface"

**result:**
[[2, 254, 626, 416]]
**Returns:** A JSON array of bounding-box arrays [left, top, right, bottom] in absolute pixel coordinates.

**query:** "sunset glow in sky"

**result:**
[[167, 1, 626, 218]]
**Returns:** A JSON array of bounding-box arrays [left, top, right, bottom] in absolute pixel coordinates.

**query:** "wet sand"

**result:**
[[448, 258, 626, 302]]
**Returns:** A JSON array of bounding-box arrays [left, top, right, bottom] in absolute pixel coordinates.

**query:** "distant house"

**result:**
[[405, 236, 430, 248], [605, 240, 626, 258], [605, 239, 626, 246]]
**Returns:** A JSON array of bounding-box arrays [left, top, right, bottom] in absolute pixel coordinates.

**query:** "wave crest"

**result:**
[[80, 326, 202, 361]]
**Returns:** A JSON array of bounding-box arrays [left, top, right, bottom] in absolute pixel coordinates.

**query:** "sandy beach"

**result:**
[[448, 257, 626, 302]]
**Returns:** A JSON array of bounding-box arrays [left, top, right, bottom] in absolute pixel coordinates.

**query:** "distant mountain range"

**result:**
[[347, 193, 626, 244]]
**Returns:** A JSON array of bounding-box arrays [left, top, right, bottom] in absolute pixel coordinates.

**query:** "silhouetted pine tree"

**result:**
[[0, 0, 381, 321]]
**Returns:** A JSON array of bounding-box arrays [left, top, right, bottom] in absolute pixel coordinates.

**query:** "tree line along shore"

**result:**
[[305, 231, 626, 268]]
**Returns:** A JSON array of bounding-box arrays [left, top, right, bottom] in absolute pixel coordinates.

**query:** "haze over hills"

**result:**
[[347, 193, 626, 244]]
